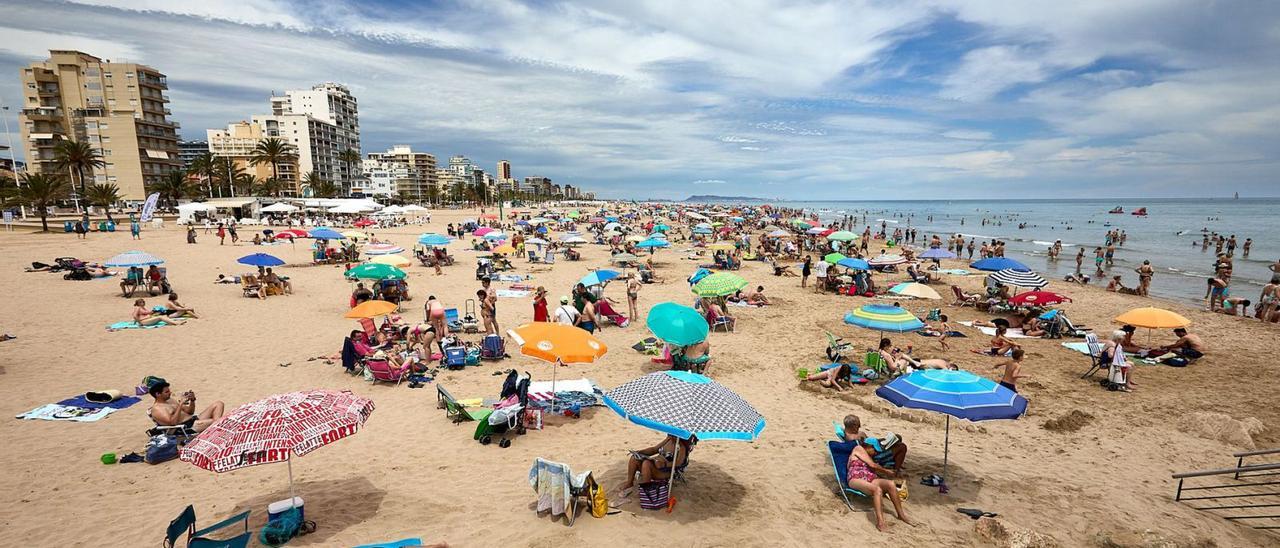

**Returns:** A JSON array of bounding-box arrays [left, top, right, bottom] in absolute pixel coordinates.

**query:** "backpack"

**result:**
[[590, 481, 608, 518], [145, 434, 179, 464]]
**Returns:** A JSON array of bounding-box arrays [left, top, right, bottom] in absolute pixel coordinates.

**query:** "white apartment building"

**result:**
[[269, 83, 360, 190], [364, 145, 437, 200], [359, 158, 401, 197]]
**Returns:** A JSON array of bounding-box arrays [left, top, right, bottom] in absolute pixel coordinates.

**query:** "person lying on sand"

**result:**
[[902, 356, 958, 370], [132, 299, 184, 326], [802, 363, 854, 391], [615, 435, 696, 501], [148, 381, 224, 433]]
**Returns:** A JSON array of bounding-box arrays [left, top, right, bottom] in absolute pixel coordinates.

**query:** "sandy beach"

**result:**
[[0, 206, 1276, 547]]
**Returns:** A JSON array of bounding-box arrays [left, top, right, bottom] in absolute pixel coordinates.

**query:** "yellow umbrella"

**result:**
[[1114, 307, 1190, 329], [492, 244, 517, 255], [344, 300, 398, 319], [341, 230, 369, 241], [370, 254, 412, 267], [707, 242, 735, 251]]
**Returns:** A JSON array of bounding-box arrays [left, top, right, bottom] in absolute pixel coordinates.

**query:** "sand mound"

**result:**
[[974, 517, 1060, 548], [1042, 410, 1095, 433], [1093, 530, 1218, 548], [1179, 412, 1265, 449]]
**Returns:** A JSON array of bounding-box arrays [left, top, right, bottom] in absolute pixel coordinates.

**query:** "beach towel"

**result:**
[[106, 321, 168, 331], [494, 274, 529, 282], [918, 330, 967, 338], [496, 289, 531, 298], [16, 404, 123, 422], [958, 321, 1033, 338], [1062, 341, 1137, 357], [936, 269, 972, 276], [528, 379, 600, 399], [57, 394, 141, 411], [529, 458, 590, 517], [727, 300, 761, 308]]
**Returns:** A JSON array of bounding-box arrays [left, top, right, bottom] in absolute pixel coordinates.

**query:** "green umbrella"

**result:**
[[691, 272, 748, 297], [610, 253, 640, 263], [646, 302, 709, 346], [827, 231, 857, 241], [823, 252, 847, 264], [344, 263, 406, 281], [566, 210, 581, 219]]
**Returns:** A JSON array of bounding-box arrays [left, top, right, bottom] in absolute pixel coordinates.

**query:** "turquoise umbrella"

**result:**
[[344, 263, 406, 281], [646, 302, 709, 346]]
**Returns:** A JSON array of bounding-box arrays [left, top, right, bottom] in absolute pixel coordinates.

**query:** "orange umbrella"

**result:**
[[344, 300, 398, 319], [508, 323, 608, 411], [492, 244, 517, 255], [1114, 307, 1190, 329]]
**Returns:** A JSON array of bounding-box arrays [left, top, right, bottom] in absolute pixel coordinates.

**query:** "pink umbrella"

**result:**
[[180, 389, 374, 502], [473, 227, 495, 237]]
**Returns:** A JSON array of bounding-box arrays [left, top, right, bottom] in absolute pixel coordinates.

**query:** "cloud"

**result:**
[[692, 179, 727, 185]]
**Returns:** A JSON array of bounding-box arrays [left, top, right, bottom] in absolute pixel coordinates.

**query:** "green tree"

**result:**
[[249, 138, 298, 185], [338, 148, 361, 192], [253, 177, 285, 198], [52, 139, 106, 211], [236, 174, 260, 197], [147, 171, 193, 210], [425, 185, 439, 207], [216, 160, 245, 197], [188, 152, 218, 198], [304, 171, 340, 198], [84, 182, 122, 222], [15, 172, 70, 232]]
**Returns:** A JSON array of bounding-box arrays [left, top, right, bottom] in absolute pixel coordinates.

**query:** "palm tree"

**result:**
[[236, 174, 261, 197], [84, 182, 122, 222], [216, 160, 246, 198], [148, 171, 191, 210], [425, 185, 439, 207], [253, 177, 285, 198], [249, 138, 298, 185], [15, 173, 70, 232], [188, 152, 218, 198], [304, 171, 340, 198], [52, 139, 106, 211], [338, 148, 361, 191]]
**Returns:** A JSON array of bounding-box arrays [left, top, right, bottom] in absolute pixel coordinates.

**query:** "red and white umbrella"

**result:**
[[180, 390, 374, 502], [273, 229, 308, 240]]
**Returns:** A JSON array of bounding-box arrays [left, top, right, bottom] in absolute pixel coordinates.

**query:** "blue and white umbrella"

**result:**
[[692, 227, 713, 235], [605, 370, 766, 442], [970, 257, 1029, 272], [104, 250, 164, 267], [308, 227, 345, 240], [483, 232, 507, 241], [237, 253, 284, 267], [876, 369, 1027, 491], [989, 268, 1048, 289], [919, 248, 957, 260], [417, 233, 452, 246], [580, 269, 621, 287], [636, 238, 670, 249], [835, 257, 871, 270]]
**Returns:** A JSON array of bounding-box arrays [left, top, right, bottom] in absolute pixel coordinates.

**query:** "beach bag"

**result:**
[[638, 481, 669, 510], [145, 434, 179, 464], [590, 482, 609, 518], [1162, 357, 1189, 367]]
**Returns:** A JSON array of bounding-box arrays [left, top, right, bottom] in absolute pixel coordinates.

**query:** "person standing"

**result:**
[[554, 296, 579, 325], [533, 287, 549, 322], [814, 257, 829, 293], [216, 223, 226, 245], [626, 276, 641, 321], [966, 239, 975, 260], [477, 289, 498, 335], [1075, 248, 1085, 272], [1135, 260, 1154, 296], [228, 220, 239, 244], [801, 255, 812, 289], [186, 226, 197, 244], [130, 215, 142, 240]]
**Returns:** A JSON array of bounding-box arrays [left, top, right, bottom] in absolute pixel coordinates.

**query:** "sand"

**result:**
[[0, 207, 1276, 547]]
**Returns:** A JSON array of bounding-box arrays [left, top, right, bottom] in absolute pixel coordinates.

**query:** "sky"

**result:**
[[0, 0, 1277, 200]]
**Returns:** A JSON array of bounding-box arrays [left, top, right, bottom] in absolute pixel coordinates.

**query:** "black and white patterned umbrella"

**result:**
[[603, 371, 766, 442], [990, 268, 1048, 289]]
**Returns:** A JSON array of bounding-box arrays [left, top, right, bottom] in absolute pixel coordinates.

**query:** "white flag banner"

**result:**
[[140, 192, 161, 222]]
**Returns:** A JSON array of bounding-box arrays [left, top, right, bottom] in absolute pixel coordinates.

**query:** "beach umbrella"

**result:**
[[805, 227, 826, 235], [653, 223, 670, 232], [604, 370, 765, 510], [474, 227, 495, 237], [691, 272, 748, 297], [236, 253, 285, 268], [707, 242, 736, 251], [274, 229, 308, 240], [611, 253, 640, 264], [260, 202, 298, 213], [919, 248, 957, 260], [648, 232, 668, 240], [580, 269, 622, 287], [352, 219, 376, 228], [526, 237, 549, 246], [844, 304, 925, 348], [370, 254, 412, 268], [417, 233, 452, 246], [180, 389, 374, 508], [562, 235, 587, 245], [344, 263, 406, 281], [626, 234, 646, 243], [889, 282, 942, 300], [515, 220, 530, 227], [636, 238, 670, 249], [990, 268, 1048, 289], [104, 250, 164, 267], [529, 217, 552, 225], [823, 253, 847, 264], [767, 229, 790, 238], [646, 303, 709, 346], [694, 222, 712, 229], [491, 244, 516, 255], [875, 370, 1027, 492], [507, 323, 608, 411], [1114, 307, 1190, 329], [308, 228, 345, 240], [970, 257, 1030, 272], [363, 243, 404, 256], [566, 211, 581, 219], [868, 255, 907, 267], [344, 299, 399, 319], [480, 213, 498, 220], [341, 230, 369, 241], [692, 227, 713, 235], [483, 232, 507, 241], [1010, 291, 1070, 306], [836, 257, 871, 270], [827, 230, 857, 241]]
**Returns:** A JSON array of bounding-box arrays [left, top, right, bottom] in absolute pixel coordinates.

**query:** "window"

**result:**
[[85, 67, 100, 77], [86, 82, 101, 90], [99, 123, 108, 129], [104, 72, 112, 78], [108, 176, 117, 182], [86, 121, 98, 128], [126, 72, 134, 78]]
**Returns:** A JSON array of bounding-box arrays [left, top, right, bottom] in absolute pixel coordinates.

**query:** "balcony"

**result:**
[[139, 75, 168, 89], [29, 133, 56, 140], [21, 107, 62, 120]]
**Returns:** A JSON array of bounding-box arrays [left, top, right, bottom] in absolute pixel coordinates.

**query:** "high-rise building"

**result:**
[[177, 139, 207, 170], [270, 83, 360, 191], [363, 145, 437, 200], [524, 176, 552, 196], [18, 50, 181, 200], [207, 121, 300, 189], [497, 160, 511, 180]]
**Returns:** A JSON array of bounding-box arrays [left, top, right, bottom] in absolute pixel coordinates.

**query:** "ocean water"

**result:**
[[778, 198, 1278, 306]]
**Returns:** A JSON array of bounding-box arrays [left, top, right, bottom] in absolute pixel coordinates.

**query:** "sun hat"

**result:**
[[560, 296, 570, 304]]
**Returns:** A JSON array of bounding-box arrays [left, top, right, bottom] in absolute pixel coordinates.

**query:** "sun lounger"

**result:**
[[437, 385, 493, 423], [366, 359, 411, 385], [951, 285, 980, 307], [164, 505, 252, 548]]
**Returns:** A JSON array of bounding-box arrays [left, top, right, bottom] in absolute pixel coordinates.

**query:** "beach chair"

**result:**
[[863, 352, 889, 377], [444, 308, 461, 332], [358, 317, 378, 340], [436, 385, 493, 424], [529, 458, 596, 526], [147, 419, 200, 445], [951, 285, 979, 307], [240, 275, 263, 298], [527, 250, 541, 263], [1079, 333, 1106, 379], [164, 505, 252, 548], [825, 331, 854, 362], [366, 358, 411, 385], [543, 250, 556, 264], [706, 308, 734, 333], [827, 441, 871, 511]]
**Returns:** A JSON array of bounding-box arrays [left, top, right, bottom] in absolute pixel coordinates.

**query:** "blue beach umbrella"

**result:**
[[875, 369, 1027, 492], [237, 253, 284, 267], [308, 228, 345, 240], [580, 269, 621, 287], [835, 257, 871, 270], [919, 248, 957, 260], [970, 257, 1029, 272], [417, 233, 452, 246], [483, 232, 507, 241], [646, 303, 709, 346], [104, 250, 164, 267], [843, 304, 925, 333], [692, 227, 713, 235], [636, 238, 670, 249]]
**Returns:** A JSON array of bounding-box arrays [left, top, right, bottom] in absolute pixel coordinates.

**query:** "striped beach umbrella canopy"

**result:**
[[104, 250, 164, 267], [844, 304, 925, 333], [889, 282, 942, 300], [363, 243, 404, 256], [691, 272, 748, 297], [919, 248, 957, 260], [875, 370, 1027, 492], [369, 254, 412, 268], [990, 268, 1048, 289], [970, 257, 1029, 272], [610, 252, 640, 264], [417, 233, 452, 246], [604, 371, 766, 442], [868, 254, 907, 266]]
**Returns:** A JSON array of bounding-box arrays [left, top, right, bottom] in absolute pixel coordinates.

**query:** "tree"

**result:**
[[148, 171, 192, 210], [338, 148, 361, 191], [304, 171, 340, 198], [84, 182, 122, 222], [52, 139, 106, 211], [236, 174, 260, 197], [249, 138, 298, 185], [15, 173, 70, 232], [425, 185, 439, 207], [216, 160, 246, 197], [188, 152, 218, 198], [253, 177, 285, 198]]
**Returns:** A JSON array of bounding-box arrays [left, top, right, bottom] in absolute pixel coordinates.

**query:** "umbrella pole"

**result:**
[[666, 443, 681, 513], [287, 454, 297, 508], [941, 415, 950, 494], [551, 358, 560, 413]]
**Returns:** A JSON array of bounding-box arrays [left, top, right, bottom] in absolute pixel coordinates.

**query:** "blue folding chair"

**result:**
[[164, 505, 252, 548], [827, 440, 870, 511], [444, 308, 461, 332]]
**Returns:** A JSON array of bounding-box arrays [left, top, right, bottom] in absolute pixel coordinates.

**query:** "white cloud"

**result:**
[[692, 179, 727, 185], [940, 46, 1050, 101]]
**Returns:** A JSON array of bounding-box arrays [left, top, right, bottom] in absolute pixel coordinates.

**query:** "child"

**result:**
[[936, 314, 951, 351], [992, 348, 1029, 392]]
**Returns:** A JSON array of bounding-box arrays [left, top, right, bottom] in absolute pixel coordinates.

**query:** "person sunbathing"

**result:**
[[876, 339, 912, 374], [616, 434, 696, 500], [674, 340, 710, 374], [1021, 317, 1046, 337], [744, 285, 769, 305], [971, 325, 1018, 356], [148, 381, 224, 433], [132, 299, 184, 326], [840, 416, 912, 531], [902, 356, 958, 370], [263, 268, 292, 295], [803, 363, 854, 390], [165, 293, 198, 319]]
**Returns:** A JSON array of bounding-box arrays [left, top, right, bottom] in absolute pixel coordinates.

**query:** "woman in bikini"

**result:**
[[425, 295, 447, 336], [846, 442, 913, 531], [676, 339, 711, 374], [803, 362, 853, 390], [972, 325, 1018, 356], [132, 299, 184, 326], [616, 434, 696, 501], [626, 276, 641, 321]]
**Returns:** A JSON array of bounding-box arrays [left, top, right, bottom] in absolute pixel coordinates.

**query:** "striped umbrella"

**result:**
[[868, 254, 907, 267], [104, 250, 165, 267], [889, 282, 942, 300], [344, 263, 406, 281], [370, 254, 412, 268], [691, 272, 748, 297], [363, 243, 405, 256], [875, 370, 1027, 492], [990, 268, 1048, 289], [844, 304, 925, 348], [826, 230, 858, 241]]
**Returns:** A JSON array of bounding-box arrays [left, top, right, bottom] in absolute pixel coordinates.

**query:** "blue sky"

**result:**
[[0, 0, 1277, 200]]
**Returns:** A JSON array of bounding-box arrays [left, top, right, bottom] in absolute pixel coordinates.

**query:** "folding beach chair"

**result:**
[[1079, 333, 1106, 378], [436, 385, 493, 424], [529, 458, 596, 526], [826, 441, 869, 511], [164, 505, 252, 548], [951, 285, 979, 307], [366, 358, 412, 385], [824, 331, 854, 362], [444, 308, 461, 332]]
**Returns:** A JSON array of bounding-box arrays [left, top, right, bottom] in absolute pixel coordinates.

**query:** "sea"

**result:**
[[771, 198, 1277, 307]]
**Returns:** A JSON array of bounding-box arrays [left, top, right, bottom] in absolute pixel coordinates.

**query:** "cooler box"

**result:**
[[267, 497, 305, 523]]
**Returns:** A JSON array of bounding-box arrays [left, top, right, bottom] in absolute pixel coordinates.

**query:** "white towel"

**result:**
[[958, 321, 1033, 338]]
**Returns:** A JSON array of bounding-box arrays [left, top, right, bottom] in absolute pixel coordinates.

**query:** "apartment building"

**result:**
[[206, 120, 299, 188], [270, 83, 360, 191], [363, 145, 437, 200]]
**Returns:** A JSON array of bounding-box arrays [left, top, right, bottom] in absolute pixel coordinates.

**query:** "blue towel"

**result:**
[[353, 539, 422, 548], [107, 321, 166, 331], [57, 394, 141, 410]]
